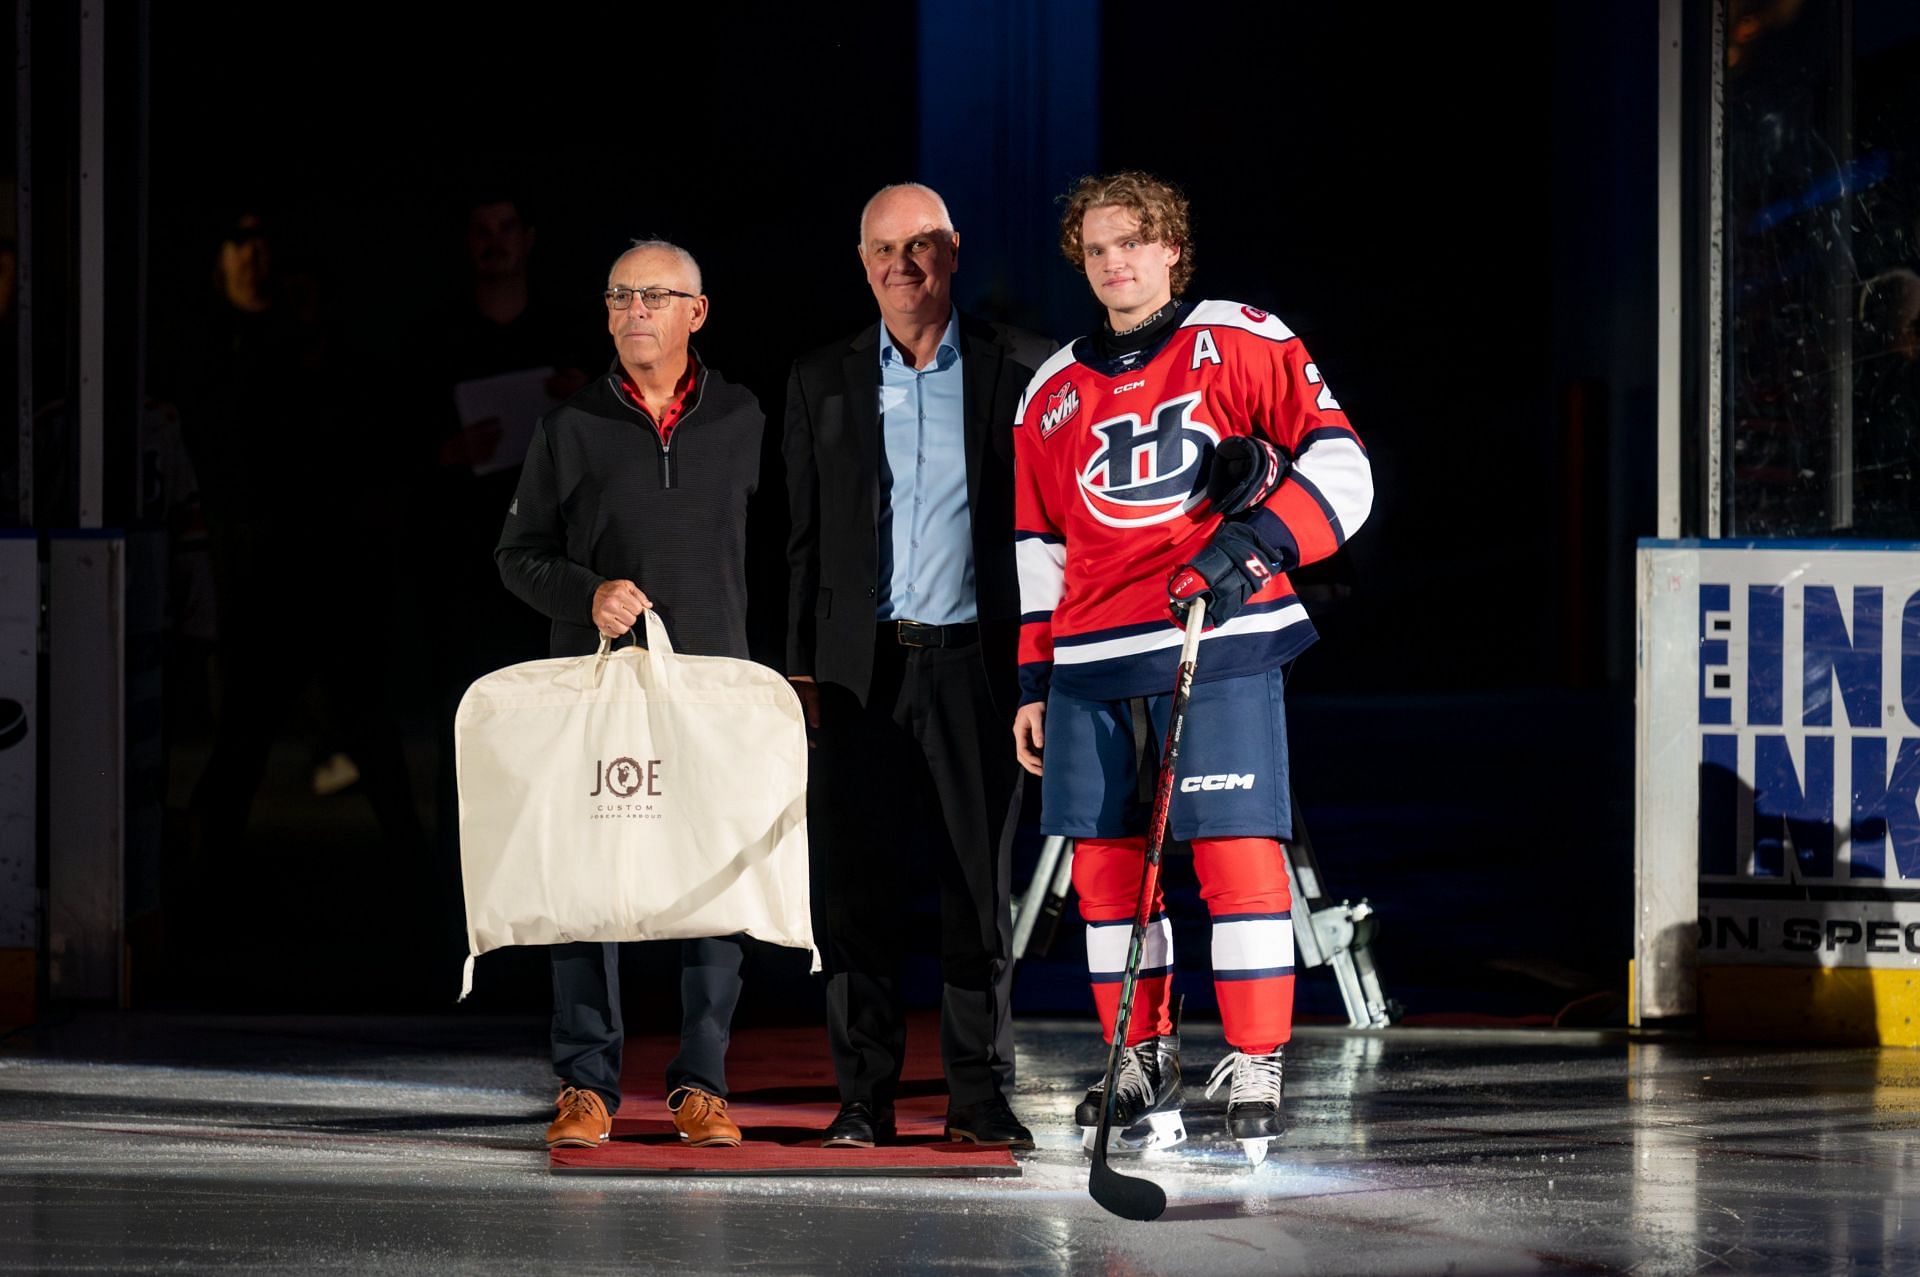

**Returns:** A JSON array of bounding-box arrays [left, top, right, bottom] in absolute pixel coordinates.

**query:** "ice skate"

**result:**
[[1078, 1030, 1184, 1154], [1205, 1048, 1284, 1166]]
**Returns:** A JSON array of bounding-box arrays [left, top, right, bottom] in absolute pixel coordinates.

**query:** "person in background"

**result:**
[[180, 209, 421, 873], [425, 192, 597, 919]]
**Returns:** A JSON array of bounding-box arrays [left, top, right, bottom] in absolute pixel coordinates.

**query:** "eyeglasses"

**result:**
[[604, 285, 696, 311]]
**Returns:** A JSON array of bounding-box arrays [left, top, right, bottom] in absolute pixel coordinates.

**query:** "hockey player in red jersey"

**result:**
[[1011, 172, 1373, 1165]]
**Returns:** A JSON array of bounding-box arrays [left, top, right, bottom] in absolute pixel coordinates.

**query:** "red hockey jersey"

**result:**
[[1013, 300, 1373, 703]]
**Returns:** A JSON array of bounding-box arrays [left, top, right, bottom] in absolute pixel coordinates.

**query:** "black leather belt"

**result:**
[[883, 619, 979, 648]]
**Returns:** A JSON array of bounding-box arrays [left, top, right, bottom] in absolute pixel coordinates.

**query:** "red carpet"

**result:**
[[549, 1015, 1019, 1177]]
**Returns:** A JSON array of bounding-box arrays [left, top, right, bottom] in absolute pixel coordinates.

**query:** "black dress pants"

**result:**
[[813, 635, 1018, 1110], [550, 935, 745, 1112]]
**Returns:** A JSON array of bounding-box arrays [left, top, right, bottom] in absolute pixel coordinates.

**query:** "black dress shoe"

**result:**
[[822, 1100, 895, 1148], [945, 1094, 1034, 1149]]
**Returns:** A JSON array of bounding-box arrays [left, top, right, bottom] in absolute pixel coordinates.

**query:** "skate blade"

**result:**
[[1238, 1136, 1271, 1167], [1081, 1109, 1187, 1154]]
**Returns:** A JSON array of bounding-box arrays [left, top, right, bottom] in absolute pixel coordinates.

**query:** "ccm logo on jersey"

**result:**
[[1076, 393, 1220, 527], [1114, 379, 1145, 394], [1181, 773, 1255, 792], [1039, 383, 1081, 438]]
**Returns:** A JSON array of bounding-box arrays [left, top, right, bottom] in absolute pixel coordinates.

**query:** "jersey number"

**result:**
[[1303, 363, 1341, 412]]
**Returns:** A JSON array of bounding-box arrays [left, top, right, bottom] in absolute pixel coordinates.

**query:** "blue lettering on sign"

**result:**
[[1747, 585, 1785, 727], [1753, 735, 1833, 879], [1699, 584, 1732, 725], [1905, 593, 1920, 727], [1700, 733, 1739, 875], [1694, 578, 1920, 886], [1851, 737, 1920, 880], [1802, 586, 1880, 728]]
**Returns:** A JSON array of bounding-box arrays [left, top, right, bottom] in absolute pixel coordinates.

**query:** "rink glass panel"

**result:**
[[1722, 0, 1920, 537]]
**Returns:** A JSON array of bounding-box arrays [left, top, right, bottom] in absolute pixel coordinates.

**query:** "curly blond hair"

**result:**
[[1058, 171, 1194, 295]]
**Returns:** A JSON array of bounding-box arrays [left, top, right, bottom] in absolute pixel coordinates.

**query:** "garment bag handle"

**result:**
[[591, 608, 674, 687], [639, 607, 674, 685]]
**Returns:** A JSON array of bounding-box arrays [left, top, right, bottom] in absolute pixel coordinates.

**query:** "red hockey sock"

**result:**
[[1193, 837, 1295, 1051], [1073, 836, 1173, 1046]]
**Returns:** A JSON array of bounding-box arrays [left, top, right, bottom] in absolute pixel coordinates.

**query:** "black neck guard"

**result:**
[[1082, 299, 1189, 376]]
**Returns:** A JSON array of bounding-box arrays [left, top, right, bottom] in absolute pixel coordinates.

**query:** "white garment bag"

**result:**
[[454, 608, 816, 997]]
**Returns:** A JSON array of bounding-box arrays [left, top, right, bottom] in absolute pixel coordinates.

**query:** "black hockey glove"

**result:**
[[1167, 520, 1284, 628], [1206, 434, 1289, 516]]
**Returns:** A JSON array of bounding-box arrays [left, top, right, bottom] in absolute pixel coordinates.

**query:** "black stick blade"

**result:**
[[1090, 1154, 1167, 1221]]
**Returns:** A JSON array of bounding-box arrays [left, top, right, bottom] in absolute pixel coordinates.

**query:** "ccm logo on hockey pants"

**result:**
[[1181, 773, 1254, 792], [1074, 835, 1293, 1054], [1036, 669, 1292, 842]]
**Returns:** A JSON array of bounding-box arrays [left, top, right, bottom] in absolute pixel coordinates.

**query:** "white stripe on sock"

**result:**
[[1087, 917, 1173, 976], [1212, 917, 1293, 973]]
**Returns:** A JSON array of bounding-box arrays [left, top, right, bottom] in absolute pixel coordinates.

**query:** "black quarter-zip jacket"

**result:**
[[496, 353, 763, 660]]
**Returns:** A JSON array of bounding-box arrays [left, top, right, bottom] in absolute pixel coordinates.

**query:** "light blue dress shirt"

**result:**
[[876, 309, 976, 624]]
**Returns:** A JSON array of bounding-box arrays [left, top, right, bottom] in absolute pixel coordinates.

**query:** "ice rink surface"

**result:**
[[3, 1013, 1917, 1275]]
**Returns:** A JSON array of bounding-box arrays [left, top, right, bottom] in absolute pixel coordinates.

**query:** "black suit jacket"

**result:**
[[784, 311, 1054, 716]]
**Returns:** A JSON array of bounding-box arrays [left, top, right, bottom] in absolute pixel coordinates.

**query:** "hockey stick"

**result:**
[[1089, 599, 1208, 1223]]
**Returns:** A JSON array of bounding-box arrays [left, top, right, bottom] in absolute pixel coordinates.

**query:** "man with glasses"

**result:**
[[784, 184, 1052, 1149], [498, 239, 766, 1152]]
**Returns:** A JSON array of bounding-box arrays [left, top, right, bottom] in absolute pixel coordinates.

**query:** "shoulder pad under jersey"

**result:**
[[1180, 299, 1296, 342], [1016, 341, 1089, 420]]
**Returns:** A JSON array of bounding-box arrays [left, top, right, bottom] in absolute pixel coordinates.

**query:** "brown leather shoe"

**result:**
[[668, 1085, 742, 1147], [545, 1086, 612, 1149]]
